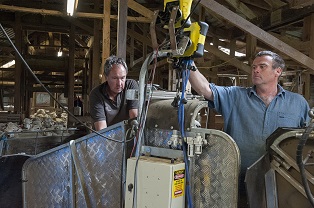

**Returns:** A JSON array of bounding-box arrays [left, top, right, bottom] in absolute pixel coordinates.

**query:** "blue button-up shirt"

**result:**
[[208, 83, 310, 172]]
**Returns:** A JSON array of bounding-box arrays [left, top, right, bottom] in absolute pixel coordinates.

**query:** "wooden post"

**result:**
[[68, 23, 75, 119], [91, 0, 101, 90], [303, 14, 314, 100], [102, 0, 110, 83], [14, 13, 22, 114], [246, 34, 256, 86], [117, 0, 128, 60]]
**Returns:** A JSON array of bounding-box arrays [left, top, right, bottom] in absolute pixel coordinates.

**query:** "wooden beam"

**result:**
[[240, 0, 270, 10], [263, 0, 287, 9], [27, 74, 66, 82], [201, 0, 314, 72], [117, 0, 128, 60], [127, 28, 152, 47], [246, 34, 256, 62], [102, 0, 110, 64], [305, 13, 314, 99], [269, 32, 309, 52], [128, 0, 154, 19], [196, 67, 218, 78], [205, 42, 251, 74], [289, 0, 314, 8], [308, 14, 314, 59], [67, 23, 75, 115], [0, 4, 151, 23], [224, 0, 257, 19], [91, 15, 101, 90], [14, 13, 22, 113], [257, 4, 314, 31], [70, 20, 93, 35], [26, 86, 65, 93], [75, 35, 88, 47], [129, 24, 135, 67], [246, 34, 256, 85]]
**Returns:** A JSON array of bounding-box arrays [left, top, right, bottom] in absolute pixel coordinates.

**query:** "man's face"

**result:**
[[106, 64, 127, 95], [251, 55, 282, 86]]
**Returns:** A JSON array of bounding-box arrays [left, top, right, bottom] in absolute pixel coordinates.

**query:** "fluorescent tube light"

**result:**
[[67, 0, 78, 16]]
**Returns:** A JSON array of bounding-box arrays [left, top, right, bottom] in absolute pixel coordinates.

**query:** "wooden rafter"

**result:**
[[128, 0, 154, 19], [224, 0, 257, 19], [263, 0, 287, 9], [201, 0, 314, 71], [288, 0, 314, 8], [0, 4, 151, 23], [205, 42, 252, 74]]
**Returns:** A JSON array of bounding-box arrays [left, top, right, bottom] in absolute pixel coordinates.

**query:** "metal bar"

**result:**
[[141, 145, 184, 159], [150, 10, 159, 50], [271, 130, 314, 184], [169, 6, 179, 51], [271, 160, 307, 198], [69, 140, 92, 208], [265, 169, 278, 208], [34, 131, 39, 155]]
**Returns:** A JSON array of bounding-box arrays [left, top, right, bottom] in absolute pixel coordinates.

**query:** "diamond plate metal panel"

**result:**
[[145, 127, 240, 208], [192, 129, 239, 208], [22, 122, 129, 208], [23, 147, 72, 207]]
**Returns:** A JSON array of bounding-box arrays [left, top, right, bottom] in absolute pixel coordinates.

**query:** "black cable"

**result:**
[[175, 0, 202, 36], [0, 23, 124, 143]]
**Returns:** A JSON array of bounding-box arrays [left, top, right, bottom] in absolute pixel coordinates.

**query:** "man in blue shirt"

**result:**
[[189, 51, 310, 205]]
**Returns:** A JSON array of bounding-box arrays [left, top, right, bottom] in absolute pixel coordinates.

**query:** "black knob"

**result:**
[[128, 183, 134, 192]]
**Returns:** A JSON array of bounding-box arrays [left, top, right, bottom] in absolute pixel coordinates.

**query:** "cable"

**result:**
[[130, 50, 158, 157], [178, 60, 193, 208], [131, 49, 159, 208], [175, 0, 202, 36], [0, 23, 124, 143]]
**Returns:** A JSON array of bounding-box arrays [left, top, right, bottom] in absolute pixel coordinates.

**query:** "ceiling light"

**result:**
[[67, 0, 78, 16], [0, 60, 15, 68], [57, 49, 63, 57]]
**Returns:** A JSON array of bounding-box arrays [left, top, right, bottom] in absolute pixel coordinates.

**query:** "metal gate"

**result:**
[[22, 122, 129, 208]]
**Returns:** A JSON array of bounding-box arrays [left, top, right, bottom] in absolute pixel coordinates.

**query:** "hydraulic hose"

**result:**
[[178, 60, 193, 208]]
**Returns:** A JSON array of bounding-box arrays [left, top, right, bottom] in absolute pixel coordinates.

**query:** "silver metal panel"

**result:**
[[146, 99, 208, 130], [191, 128, 240, 208], [23, 146, 72, 207], [19, 98, 240, 208], [22, 122, 128, 208], [246, 154, 270, 208], [144, 127, 240, 208], [265, 169, 278, 208]]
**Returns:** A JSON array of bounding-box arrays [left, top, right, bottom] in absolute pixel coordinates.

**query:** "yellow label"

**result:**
[[172, 169, 185, 198]]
